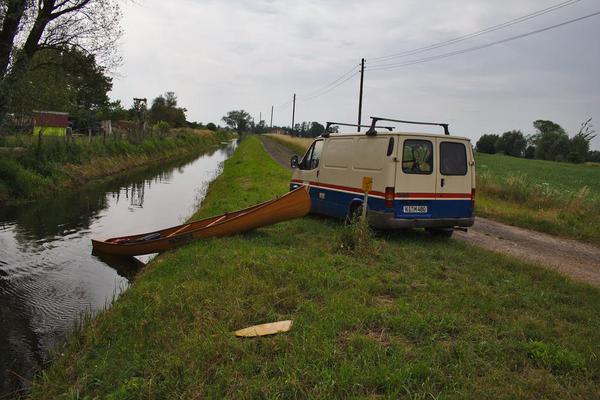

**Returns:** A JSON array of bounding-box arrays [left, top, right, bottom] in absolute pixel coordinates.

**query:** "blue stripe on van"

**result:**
[[291, 182, 473, 220]]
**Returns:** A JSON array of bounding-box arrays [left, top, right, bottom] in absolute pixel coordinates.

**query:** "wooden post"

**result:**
[[361, 176, 372, 221], [36, 129, 43, 158]]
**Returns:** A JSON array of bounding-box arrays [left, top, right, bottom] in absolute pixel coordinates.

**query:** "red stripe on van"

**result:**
[[290, 181, 471, 199], [290, 180, 384, 196]]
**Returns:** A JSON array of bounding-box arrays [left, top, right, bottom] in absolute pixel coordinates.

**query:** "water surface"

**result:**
[[0, 141, 237, 396]]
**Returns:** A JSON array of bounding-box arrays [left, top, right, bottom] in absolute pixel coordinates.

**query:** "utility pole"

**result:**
[[259, 112, 262, 124], [357, 58, 365, 132], [291, 93, 296, 133], [270, 105, 273, 128]]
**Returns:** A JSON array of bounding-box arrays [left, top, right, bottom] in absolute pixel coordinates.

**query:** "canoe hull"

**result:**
[[91, 186, 310, 256]]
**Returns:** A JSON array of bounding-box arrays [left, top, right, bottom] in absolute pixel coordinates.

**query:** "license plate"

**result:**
[[403, 205, 428, 213]]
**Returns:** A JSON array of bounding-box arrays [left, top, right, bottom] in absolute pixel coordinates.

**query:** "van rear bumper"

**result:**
[[368, 211, 475, 230]]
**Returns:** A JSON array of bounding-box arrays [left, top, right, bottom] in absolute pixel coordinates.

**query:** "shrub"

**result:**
[[338, 217, 381, 256]]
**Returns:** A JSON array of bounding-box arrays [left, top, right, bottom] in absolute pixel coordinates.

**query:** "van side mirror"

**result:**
[[290, 155, 299, 169]]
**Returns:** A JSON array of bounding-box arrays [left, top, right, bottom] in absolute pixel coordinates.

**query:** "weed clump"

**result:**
[[338, 218, 382, 256]]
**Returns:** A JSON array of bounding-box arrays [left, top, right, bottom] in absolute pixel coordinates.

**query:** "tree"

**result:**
[[308, 121, 325, 137], [8, 47, 112, 131], [532, 120, 570, 161], [475, 134, 499, 154], [495, 130, 527, 157], [588, 150, 600, 163], [222, 110, 253, 133], [206, 122, 217, 131], [567, 118, 596, 163], [148, 92, 187, 127], [0, 0, 122, 122]]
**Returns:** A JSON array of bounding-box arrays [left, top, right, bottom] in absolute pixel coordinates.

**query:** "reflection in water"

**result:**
[[0, 140, 237, 396]]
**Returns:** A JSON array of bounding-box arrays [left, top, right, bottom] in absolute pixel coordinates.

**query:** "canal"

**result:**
[[0, 140, 237, 396]]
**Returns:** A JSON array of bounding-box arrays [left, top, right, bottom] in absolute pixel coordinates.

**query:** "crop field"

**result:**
[[475, 153, 600, 244], [264, 133, 313, 155], [475, 153, 600, 199]]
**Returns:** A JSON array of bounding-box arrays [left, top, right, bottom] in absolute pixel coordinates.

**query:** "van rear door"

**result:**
[[395, 137, 437, 218], [435, 139, 473, 218]]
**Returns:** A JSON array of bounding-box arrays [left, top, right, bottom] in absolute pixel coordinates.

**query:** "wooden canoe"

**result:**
[[91, 186, 311, 256]]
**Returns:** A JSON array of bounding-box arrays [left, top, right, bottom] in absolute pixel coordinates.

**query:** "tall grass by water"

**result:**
[[0, 129, 233, 202]]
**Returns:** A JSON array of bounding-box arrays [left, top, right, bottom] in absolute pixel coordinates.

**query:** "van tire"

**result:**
[[426, 228, 454, 238], [346, 203, 363, 225]]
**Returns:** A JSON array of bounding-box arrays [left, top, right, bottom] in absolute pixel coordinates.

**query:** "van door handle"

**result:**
[[316, 170, 320, 178], [441, 178, 445, 187]]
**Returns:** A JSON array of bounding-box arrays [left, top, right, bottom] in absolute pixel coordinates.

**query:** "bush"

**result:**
[[496, 130, 526, 157], [206, 122, 217, 131], [338, 217, 381, 256], [0, 157, 51, 198], [475, 134, 499, 154]]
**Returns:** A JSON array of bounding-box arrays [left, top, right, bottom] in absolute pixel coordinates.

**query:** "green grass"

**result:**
[[475, 153, 600, 195], [31, 137, 600, 399], [0, 129, 234, 203], [475, 153, 600, 244]]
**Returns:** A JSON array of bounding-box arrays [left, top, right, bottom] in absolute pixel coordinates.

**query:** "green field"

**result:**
[[31, 136, 600, 399], [475, 153, 600, 198], [474, 153, 600, 244]]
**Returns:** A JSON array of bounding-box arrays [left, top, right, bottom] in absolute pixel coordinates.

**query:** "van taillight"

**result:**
[[471, 189, 476, 209], [385, 187, 395, 208]]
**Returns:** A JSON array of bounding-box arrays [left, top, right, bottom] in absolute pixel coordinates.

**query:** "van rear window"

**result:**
[[440, 142, 467, 175], [402, 140, 433, 174]]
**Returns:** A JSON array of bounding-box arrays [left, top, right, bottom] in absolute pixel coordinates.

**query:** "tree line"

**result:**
[[221, 109, 325, 137], [475, 119, 599, 163]]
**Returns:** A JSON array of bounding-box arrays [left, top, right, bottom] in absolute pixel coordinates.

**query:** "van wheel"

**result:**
[[426, 228, 454, 238], [346, 203, 363, 225]]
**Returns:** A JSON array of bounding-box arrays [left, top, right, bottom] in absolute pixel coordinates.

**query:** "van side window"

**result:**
[[387, 137, 395, 156], [402, 140, 433, 174], [440, 142, 467, 175], [300, 140, 323, 170]]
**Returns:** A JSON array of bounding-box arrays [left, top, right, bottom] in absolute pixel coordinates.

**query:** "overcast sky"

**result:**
[[110, 0, 600, 149]]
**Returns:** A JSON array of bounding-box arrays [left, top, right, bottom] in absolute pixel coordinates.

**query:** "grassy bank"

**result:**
[[475, 153, 600, 244], [31, 136, 600, 399], [0, 129, 234, 204]]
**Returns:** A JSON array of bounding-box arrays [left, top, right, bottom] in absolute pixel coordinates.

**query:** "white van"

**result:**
[[289, 118, 475, 236]]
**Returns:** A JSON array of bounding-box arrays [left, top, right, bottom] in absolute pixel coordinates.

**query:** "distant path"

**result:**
[[260, 135, 600, 286], [260, 135, 294, 170]]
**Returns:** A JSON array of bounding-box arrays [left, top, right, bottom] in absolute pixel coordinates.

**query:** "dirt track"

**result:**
[[260, 136, 600, 286]]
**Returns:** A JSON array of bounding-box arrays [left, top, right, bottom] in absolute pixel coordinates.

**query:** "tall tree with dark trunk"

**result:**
[[0, 0, 122, 123]]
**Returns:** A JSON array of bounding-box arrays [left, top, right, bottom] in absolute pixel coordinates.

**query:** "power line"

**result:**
[[369, 10, 600, 72], [369, 0, 583, 64], [297, 64, 360, 99], [299, 71, 360, 102]]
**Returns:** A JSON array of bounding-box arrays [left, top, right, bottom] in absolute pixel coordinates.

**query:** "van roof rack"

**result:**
[[366, 117, 450, 136], [324, 121, 394, 137]]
